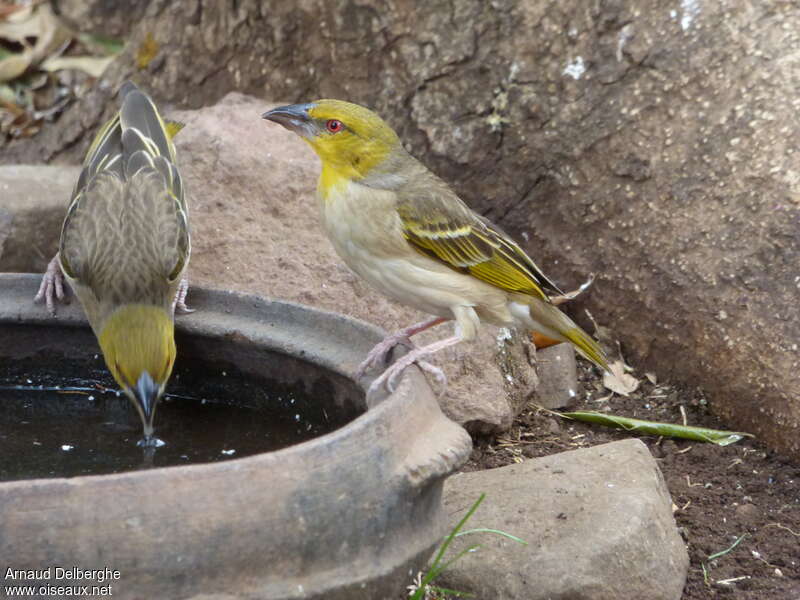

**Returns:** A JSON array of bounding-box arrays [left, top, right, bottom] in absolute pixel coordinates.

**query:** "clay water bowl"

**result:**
[[0, 273, 472, 600]]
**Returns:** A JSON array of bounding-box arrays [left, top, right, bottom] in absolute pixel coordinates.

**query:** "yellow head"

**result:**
[[262, 100, 402, 187], [97, 304, 176, 443]]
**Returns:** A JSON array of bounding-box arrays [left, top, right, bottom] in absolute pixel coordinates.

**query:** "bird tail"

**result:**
[[513, 297, 610, 372], [119, 81, 177, 161], [117, 81, 186, 210]]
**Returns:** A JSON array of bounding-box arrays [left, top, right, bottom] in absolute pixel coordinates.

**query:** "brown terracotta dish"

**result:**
[[0, 273, 472, 599]]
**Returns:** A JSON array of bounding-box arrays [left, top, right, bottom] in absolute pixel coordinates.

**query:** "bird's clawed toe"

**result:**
[[172, 278, 194, 315], [34, 255, 69, 316], [355, 333, 414, 380]]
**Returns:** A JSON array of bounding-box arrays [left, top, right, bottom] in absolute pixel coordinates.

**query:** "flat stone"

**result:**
[[533, 343, 579, 409], [440, 439, 688, 600], [0, 165, 77, 273]]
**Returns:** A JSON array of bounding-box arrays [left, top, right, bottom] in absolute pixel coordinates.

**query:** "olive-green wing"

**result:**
[[69, 81, 186, 213], [59, 82, 189, 303], [396, 187, 562, 299]]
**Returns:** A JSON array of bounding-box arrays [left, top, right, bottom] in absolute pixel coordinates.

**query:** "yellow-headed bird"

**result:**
[[262, 100, 608, 394], [34, 82, 190, 446]]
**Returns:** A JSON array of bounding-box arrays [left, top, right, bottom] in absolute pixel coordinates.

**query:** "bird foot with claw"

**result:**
[[172, 277, 194, 315], [355, 333, 415, 380], [368, 353, 448, 397], [33, 255, 69, 315]]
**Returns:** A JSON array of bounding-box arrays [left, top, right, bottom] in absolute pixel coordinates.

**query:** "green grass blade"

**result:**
[[708, 533, 749, 561], [419, 494, 486, 589], [414, 493, 527, 598], [561, 411, 753, 445], [456, 528, 528, 545], [427, 544, 482, 582]]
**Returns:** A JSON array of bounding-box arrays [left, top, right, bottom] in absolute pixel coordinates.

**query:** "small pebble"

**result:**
[[546, 418, 562, 434], [735, 503, 760, 520]]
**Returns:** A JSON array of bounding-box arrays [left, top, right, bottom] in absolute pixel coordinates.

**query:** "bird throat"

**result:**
[[319, 163, 351, 200]]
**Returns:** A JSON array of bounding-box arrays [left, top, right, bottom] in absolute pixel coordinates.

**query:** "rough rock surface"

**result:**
[[0, 94, 545, 433], [532, 342, 579, 409], [441, 439, 689, 600], [5, 0, 798, 458], [0, 166, 78, 275]]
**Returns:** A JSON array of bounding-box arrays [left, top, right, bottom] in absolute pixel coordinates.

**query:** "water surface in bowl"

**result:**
[[0, 354, 360, 481]]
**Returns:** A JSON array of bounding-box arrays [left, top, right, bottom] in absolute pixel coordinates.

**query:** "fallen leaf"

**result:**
[[0, 4, 39, 43], [0, 4, 73, 83], [78, 32, 124, 56], [562, 411, 753, 445], [40, 54, 115, 78], [136, 32, 159, 70], [645, 371, 657, 385], [0, 3, 28, 20], [0, 49, 33, 83], [0, 83, 17, 104], [602, 359, 640, 396], [27, 5, 73, 65]]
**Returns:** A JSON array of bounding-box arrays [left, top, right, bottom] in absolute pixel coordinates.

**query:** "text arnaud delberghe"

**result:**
[[5, 567, 121, 582]]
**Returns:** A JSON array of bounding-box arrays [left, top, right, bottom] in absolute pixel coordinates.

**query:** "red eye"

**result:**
[[326, 119, 344, 133]]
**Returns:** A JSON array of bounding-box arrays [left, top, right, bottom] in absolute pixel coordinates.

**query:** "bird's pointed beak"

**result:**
[[132, 371, 161, 444], [262, 103, 316, 138]]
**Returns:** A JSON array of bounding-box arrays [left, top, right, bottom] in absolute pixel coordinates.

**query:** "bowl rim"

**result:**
[[0, 272, 435, 488]]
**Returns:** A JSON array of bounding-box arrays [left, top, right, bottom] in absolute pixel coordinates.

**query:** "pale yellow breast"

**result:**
[[319, 179, 409, 261], [317, 179, 512, 325]]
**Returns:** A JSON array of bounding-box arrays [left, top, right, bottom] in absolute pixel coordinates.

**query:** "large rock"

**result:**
[[5, 0, 798, 457], [0, 94, 542, 433], [173, 94, 538, 433], [440, 439, 689, 600], [0, 166, 78, 274]]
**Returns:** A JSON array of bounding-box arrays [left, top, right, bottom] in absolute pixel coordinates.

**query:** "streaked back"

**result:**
[[59, 82, 189, 315]]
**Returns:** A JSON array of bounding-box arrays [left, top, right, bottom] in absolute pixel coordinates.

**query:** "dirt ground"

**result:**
[[464, 361, 800, 600]]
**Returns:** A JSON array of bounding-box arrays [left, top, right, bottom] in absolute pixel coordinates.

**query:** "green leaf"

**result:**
[[561, 411, 753, 445], [78, 33, 124, 56], [428, 585, 476, 597]]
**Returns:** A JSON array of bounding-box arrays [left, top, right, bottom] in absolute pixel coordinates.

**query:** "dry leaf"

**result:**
[[0, 49, 33, 83], [40, 54, 115, 78], [0, 4, 40, 43], [136, 32, 159, 70], [645, 371, 657, 385], [0, 3, 29, 20], [0, 4, 72, 82], [602, 359, 640, 396]]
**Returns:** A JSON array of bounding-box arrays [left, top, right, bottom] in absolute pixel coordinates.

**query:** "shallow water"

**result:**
[[0, 356, 359, 481]]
